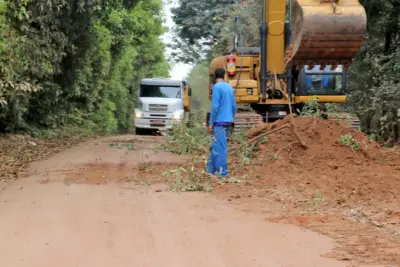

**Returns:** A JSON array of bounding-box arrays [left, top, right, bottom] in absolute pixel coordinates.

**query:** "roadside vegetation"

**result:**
[[157, 109, 214, 192], [0, 0, 169, 137], [159, 109, 209, 155], [0, 0, 169, 184]]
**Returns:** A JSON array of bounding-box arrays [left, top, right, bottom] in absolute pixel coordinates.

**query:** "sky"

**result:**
[[161, 0, 193, 80]]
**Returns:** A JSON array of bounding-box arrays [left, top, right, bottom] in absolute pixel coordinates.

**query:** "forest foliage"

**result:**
[[0, 0, 169, 137], [172, 0, 400, 144]]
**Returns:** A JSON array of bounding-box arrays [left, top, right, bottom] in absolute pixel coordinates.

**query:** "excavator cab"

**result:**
[[296, 65, 347, 97]]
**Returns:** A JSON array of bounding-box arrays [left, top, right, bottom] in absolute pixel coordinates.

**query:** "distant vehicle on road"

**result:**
[[134, 78, 192, 134]]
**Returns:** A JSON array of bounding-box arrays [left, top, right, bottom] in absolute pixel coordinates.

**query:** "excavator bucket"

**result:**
[[289, 0, 367, 68]]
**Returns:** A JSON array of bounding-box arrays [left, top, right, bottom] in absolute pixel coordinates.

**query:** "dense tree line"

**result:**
[[0, 0, 169, 136], [348, 0, 400, 145], [172, 0, 399, 144]]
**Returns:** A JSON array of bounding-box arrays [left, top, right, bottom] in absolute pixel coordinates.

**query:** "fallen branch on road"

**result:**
[[229, 123, 307, 156]]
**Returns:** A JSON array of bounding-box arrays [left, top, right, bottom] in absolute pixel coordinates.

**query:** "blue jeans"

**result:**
[[207, 125, 229, 177]]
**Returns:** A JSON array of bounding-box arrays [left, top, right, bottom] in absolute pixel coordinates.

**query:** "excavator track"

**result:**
[[206, 111, 264, 129], [231, 112, 264, 139], [205, 111, 263, 140], [208, 111, 359, 142], [330, 113, 361, 131], [234, 112, 264, 130], [231, 112, 360, 133]]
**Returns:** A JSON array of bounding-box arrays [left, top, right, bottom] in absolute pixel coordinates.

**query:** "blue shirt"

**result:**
[[209, 81, 237, 126]]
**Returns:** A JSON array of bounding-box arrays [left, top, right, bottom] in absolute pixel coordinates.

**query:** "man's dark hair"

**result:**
[[214, 68, 225, 79]]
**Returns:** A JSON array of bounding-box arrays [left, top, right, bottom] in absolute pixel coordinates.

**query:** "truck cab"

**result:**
[[134, 78, 191, 134]]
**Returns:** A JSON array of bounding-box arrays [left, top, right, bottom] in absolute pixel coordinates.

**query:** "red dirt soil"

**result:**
[[64, 161, 182, 186], [219, 116, 400, 265], [3, 135, 348, 267], [245, 116, 400, 207]]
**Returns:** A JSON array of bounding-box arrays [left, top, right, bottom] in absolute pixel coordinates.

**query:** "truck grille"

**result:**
[[148, 104, 168, 112]]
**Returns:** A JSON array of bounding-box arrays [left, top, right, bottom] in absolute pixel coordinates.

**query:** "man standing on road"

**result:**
[[207, 68, 237, 178]]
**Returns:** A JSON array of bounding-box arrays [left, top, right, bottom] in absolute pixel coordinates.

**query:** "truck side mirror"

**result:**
[[188, 87, 192, 96]]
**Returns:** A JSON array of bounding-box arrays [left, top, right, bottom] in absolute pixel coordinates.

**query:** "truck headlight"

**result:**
[[135, 112, 143, 118], [172, 111, 184, 120]]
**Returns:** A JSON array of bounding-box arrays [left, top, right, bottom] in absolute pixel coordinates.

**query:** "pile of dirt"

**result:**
[[0, 134, 89, 185], [221, 116, 400, 264], [241, 116, 400, 208]]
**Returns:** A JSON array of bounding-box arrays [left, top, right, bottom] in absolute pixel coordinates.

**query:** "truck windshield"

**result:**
[[300, 65, 345, 95], [140, 85, 181, 98]]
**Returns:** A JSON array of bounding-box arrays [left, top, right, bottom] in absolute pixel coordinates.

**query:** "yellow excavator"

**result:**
[[207, 0, 367, 130]]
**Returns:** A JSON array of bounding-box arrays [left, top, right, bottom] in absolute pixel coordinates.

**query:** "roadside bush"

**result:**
[[0, 0, 169, 136], [160, 109, 210, 155]]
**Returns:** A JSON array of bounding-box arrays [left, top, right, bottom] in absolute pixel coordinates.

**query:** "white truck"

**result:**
[[134, 78, 192, 134]]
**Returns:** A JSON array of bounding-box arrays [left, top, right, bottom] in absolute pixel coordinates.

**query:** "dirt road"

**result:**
[[0, 135, 348, 267]]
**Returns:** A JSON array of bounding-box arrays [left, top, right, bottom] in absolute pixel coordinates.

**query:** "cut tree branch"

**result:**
[[229, 123, 307, 156]]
